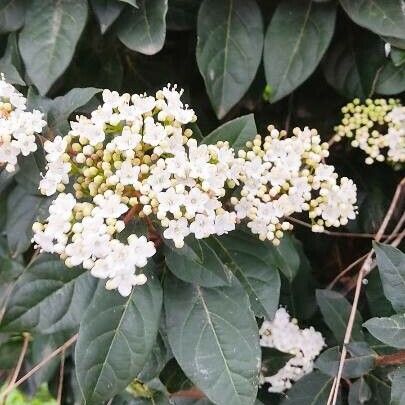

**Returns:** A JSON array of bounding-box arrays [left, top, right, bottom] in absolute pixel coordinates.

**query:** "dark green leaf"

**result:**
[[91, 0, 124, 34], [202, 114, 256, 150], [19, 0, 88, 95], [366, 269, 395, 318], [280, 371, 338, 405], [6, 185, 51, 255], [1, 254, 97, 333], [340, 0, 405, 40], [0, 0, 25, 34], [15, 148, 47, 195], [391, 366, 405, 405], [323, 29, 385, 99], [117, 0, 168, 55], [315, 344, 376, 379], [75, 268, 163, 404], [391, 47, 405, 66], [196, 0, 264, 118], [316, 289, 364, 342], [172, 399, 214, 405], [374, 242, 405, 313], [0, 236, 24, 284], [348, 378, 372, 405], [263, 0, 336, 103], [164, 237, 231, 287], [261, 347, 294, 377], [363, 314, 405, 349], [160, 358, 193, 393], [365, 374, 391, 405], [0, 62, 24, 85], [0, 338, 23, 369], [375, 59, 405, 95], [213, 231, 280, 319], [164, 274, 260, 405]]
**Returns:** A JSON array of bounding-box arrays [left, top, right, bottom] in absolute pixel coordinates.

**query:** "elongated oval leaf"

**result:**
[[202, 114, 257, 150], [213, 232, 280, 319], [340, 0, 405, 40], [263, 0, 336, 103], [196, 0, 263, 119], [0, 0, 25, 34], [164, 238, 231, 287], [117, 0, 168, 55], [374, 242, 405, 313], [363, 314, 405, 349], [316, 289, 364, 342], [281, 371, 337, 405], [1, 254, 97, 334], [19, 0, 88, 95], [165, 274, 260, 405], [91, 0, 124, 34], [75, 269, 162, 404]]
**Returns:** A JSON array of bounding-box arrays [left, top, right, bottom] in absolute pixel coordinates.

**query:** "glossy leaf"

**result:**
[[263, 0, 336, 102], [1, 254, 97, 333], [117, 0, 168, 55], [19, 0, 88, 95], [202, 114, 257, 150], [75, 270, 162, 404], [165, 274, 260, 405], [196, 0, 263, 118], [316, 289, 364, 342], [374, 242, 405, 313], [363, 314, 405, 349]]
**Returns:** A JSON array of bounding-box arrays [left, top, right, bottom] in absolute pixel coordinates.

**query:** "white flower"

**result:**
[[113, 126, 142, 151], [44, 136, 67, 162], [163, 218, 190, 248], [143, 117, 167, 146], [116, 160, 140, 186], [106, 269, 147, 297], [93, 191, 128, 218]]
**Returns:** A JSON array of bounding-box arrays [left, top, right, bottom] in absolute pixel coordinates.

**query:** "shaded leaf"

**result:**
[[263, 0, 336, 103], [1, 254, 97, 334], [391, 366, 405, 405], [365, 373, 391, 405], [164, 274, 260, 405], [202, 114, 256, 150], [196, 0, 263, 118], [391, 47, 405, 66], [365, 269, 395, 318], [363, 314, 405, 349], [349, 377, 372, 405], [117, 0, 168, 55], [19, 0, 88, 95], [0, 0, 25, 34], [375, 59, 405, 95], [160, 358, 193, 394], [261, 347, 294, 377], [91, 0, 124, 34], [75, 269, 162, 404], [166, 0, 201, 31]]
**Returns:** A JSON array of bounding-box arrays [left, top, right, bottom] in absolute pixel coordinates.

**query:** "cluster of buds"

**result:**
[[33, 86, 358, 296], [333, 98, 405, 167], [232, 126, 358, 238], [259, 308, 325, 393], [0, 74, 46, 172]]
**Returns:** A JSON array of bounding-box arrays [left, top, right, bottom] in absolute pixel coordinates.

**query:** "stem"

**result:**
[[376, 350, 405, 367], [57, 350, 65, 404], [0, 334, 78, 401]]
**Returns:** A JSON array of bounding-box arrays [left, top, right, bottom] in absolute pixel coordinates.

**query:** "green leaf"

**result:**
[[391, 47, 405, 66], [315, 343, 376, 379], [6, 186, 51, 255], [263, 0, 336, 103], [196, 0, 264, 119], [340, 0, 405, 40], [160, 358, 193, 393], [363, 314, 405, 349], [119, 0, 138, 6], [0, 236, 24, 284], [365, 374, 391, 405], [15, 148, 47, 195], [1, 254, 97, 333], [91, 0, 124, 34], [164, 237, 231, 287], [366, 269, 395, 318], [19, 0, 88, 95], [172, 400, 214, 405], [166, 0, 201, 31], [0, 62, 24, 85], [261, 347, 294, 377], [0, 0, 25, 34], [323, 29, 386, 99], [164, 274, 260, 405], [375, 59, 405, 95], [348, 378, 372, 405], [117, 0, 168, 55], [47, 87, 102, 134], [213, 231, 280, 319], [373, 242, 405, 313], [316, 289, 364, 342], [280, 371, 338, 405], [391, 367, 405, 405], [75, 268, 163, 404], [202, 114, 257, 150], [0, 33, 24, 85]]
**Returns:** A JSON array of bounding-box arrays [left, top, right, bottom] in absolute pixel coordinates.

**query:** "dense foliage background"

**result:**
[[0, 0, 404, 404]]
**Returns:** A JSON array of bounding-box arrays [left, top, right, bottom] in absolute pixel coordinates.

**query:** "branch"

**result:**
[[376, 350, 405, 367]]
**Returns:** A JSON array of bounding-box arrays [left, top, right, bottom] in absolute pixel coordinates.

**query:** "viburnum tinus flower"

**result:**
[[259, 308, 325, 393], [0, 73, 46, 172], [333, 98, 405, 167]]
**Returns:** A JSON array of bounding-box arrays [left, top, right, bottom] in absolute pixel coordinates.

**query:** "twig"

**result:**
[[57, 350, 65, 404], [170, 388, 205, 399], [375, 350, 405, 367], [327, 178, 404, 405], [327, 253, 368, 289], [0, 334, 78, 401]]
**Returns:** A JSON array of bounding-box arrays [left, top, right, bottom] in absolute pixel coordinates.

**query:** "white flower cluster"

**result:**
[[334, 98, 405, 167], [259, 308, 325, 393], [33, 85, 358, 296], [0, 74, 46, 172], [231, 126, 358, 236]]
